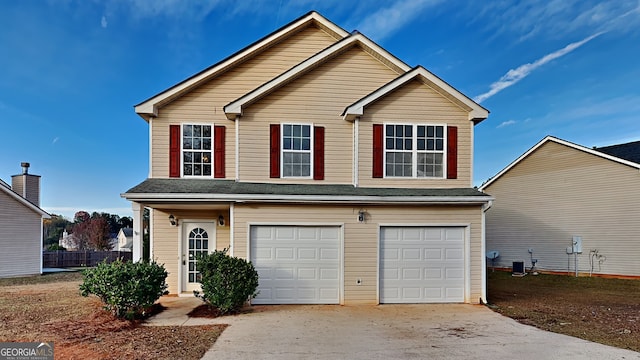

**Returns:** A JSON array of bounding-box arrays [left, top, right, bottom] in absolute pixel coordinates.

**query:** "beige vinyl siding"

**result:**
[[358, 79, 472, 188], [150, 25, 340, 178], [151, 209, 230, 295], [233, 203, 484, 304], [0, 190, 42, 278], [484, 141, 640, 276], [238, 46, 401, 183]]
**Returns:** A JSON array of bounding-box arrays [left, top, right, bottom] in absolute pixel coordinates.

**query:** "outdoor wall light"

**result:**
[[218, 215, 225, 226], [169, 214, 178, 227], [358, 209, 366, 223]]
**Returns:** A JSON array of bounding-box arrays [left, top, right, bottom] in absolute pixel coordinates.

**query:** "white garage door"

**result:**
[[250, 225, 340, 304], [380, 226, 465, 303]]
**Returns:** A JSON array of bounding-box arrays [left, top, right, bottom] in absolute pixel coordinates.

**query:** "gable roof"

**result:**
[[342, 66, 489, 123], [595, 140, 640, 164], [0, 180, 50, 218], [134, 11, 350, 121], [223, 32, 411, 120], [479, 136, 640, 190]]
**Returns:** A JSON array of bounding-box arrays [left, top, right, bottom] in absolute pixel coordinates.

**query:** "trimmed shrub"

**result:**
[[79, 259, 168, 319], [195, 249, 259, 315]]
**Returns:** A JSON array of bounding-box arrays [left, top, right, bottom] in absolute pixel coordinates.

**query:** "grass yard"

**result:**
[[487, 270, 640, 352], [0, 272, 225, 359]]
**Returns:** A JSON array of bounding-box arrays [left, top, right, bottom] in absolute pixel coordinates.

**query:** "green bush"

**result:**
[[79, 259, 168, 319], [195, 249, 259, 315]]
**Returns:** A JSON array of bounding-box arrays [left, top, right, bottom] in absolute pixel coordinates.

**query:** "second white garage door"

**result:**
[[380, 226, 465, 303], [250, 225, 340, 304]]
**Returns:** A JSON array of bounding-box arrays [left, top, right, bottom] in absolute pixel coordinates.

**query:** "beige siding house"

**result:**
[[480, 136, 640, 277], [123, 12, 491, 304], [0, 163, 50, 278]]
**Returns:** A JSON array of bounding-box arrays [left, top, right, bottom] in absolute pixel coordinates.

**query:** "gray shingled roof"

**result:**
[[595, 141, 640, 164], [123, 179, 489, 201]]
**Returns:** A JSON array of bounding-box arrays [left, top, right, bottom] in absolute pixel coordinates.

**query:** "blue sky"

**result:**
[[1, 0, 639, 220]]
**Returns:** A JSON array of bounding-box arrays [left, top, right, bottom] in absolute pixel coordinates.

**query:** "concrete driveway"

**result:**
[[147, 299, 640, 360]]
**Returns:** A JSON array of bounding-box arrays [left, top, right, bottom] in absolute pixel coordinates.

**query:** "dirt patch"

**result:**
[[487, 270, 640, 352], [0, 272, 225, 359]]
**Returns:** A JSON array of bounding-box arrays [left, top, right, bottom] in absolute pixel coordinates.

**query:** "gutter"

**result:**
[[121, 192, 494, 205]]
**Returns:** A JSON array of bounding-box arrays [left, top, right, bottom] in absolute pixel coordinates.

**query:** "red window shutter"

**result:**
[[169, 125, 180, 178], [270, 124, 280, 178], [447, 126, 458, 179], [214, 125, 225, 178], [313, 126, 325, 180], [372, 124, 384, 178]]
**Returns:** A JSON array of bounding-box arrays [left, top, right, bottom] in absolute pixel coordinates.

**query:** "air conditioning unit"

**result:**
[[512, 261, 525, 275]]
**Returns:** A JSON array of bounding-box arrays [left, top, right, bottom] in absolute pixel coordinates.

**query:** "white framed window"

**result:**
[[182, 124, 212, 177], [281, 123, 313, 178], [384, 124, 445, 178]]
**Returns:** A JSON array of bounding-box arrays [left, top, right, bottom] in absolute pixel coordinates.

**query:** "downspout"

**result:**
[[229, 203, 235, 257], [235, 115, 240, 181], [40, 215, 45, 274], [480, 199, 493, 304], [353, 116, 359, 187]]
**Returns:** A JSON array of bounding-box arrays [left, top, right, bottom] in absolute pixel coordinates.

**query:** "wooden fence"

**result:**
[[42, 251, 132, 268]]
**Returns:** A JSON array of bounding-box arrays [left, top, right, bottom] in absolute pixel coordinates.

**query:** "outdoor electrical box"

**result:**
[[572, 236, 583, 254]]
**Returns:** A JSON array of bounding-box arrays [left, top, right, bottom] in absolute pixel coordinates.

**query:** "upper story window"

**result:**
[[169, 124, 225, 178], [385, 124, 445, 178], [183, 124, 212, 176], [282, 124, 312, 177]]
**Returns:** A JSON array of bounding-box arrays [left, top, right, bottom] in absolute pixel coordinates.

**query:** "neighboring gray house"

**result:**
[[0, 163, 50, 278], [480, 136, 640, 277]]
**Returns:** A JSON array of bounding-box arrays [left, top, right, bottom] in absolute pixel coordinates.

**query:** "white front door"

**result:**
[[182, 221, 216, 293]]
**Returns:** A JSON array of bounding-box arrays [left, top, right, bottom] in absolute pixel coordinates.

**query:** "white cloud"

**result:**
[[101, 15, 108, 28], [356, 0, 442, 41], [473, 32, 603, 103], [497, 120, 517, 128]]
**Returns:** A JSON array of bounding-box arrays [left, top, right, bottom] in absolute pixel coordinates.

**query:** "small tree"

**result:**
[[195, 249, 259, 315], [80, 259, 168, 319]]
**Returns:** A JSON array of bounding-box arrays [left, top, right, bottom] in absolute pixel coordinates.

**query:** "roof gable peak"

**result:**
[[134, 11, 349, 121], [480, 135, 640, 190]]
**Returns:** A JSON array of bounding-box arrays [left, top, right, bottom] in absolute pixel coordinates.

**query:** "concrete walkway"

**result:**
[[145, 297, 640, 360]]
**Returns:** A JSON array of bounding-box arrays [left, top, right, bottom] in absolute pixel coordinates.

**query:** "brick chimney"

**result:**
[[11, 162, 41, 207]]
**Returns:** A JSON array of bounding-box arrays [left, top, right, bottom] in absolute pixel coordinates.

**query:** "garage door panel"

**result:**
[[424, 248, 442, 260], [320, 248, 339, 260], [275, 247, 295, 260], [320, 268, 339, 280], [297, 268, 317, 280], [251, 226, 340, 305], [275, 268, 294, 280], [402, 268, 421, 280], [424, 268, 442, 280], [381, 226, 465, 303], [445, 248, 463, 260], [402, 248, 421, 260]]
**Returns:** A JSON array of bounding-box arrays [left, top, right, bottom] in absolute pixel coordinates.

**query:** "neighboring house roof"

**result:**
[[0, 179, 50, 218], [595, 140, 640, 164], [121, 228, 133, 237], [123, 179, 492, 204], [342, 66, 489, 123], [134, 11, 350, 121], [479, 136, 640, 191], [223, 32, 411, 120]]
